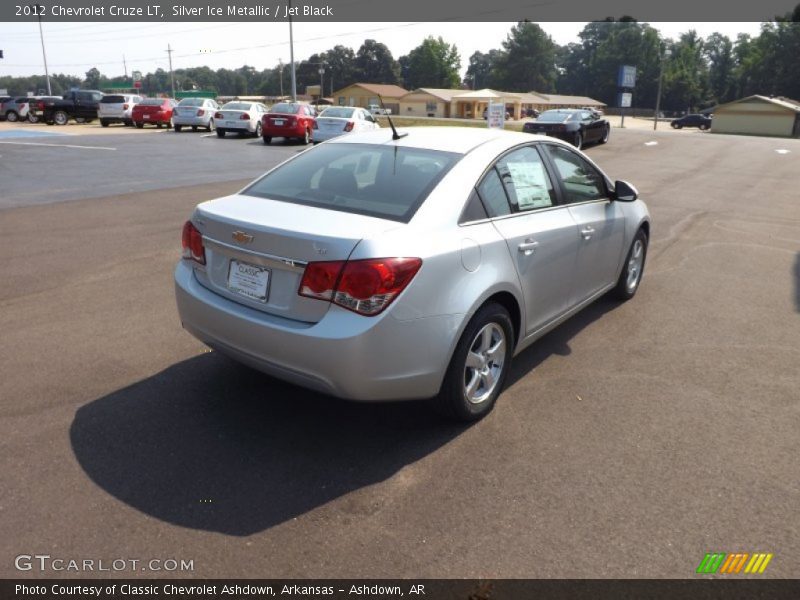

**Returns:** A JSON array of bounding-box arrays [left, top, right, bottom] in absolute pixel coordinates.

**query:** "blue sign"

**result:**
[[618, 65, 637, 88]]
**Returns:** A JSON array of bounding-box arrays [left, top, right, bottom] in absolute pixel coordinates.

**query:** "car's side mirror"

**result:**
[[614, 180, 638, 202]]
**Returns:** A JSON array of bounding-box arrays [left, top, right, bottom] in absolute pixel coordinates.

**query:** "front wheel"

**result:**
[[135, 122, 144, 129], [174, 124, 182, 132], [255, 122, 262, 137], [432, 302, 514, 421], [54, 111, 69, 126], [599, 126, 610, 144], [6, 111, 18, 123], [699, 124, 709, 131], [262, 135, 271, 145], [206, 119, 215, 132], [672, 123, 682, 129], [101, 119, 110, 127], [573, 132, 583, 150], [611, 229, 648, 301], [28, 113, 40, 123], [216, 128, 226, 138]]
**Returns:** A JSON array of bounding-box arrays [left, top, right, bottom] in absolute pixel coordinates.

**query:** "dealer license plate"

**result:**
[[227, 260, 270, 303], [273, 119, 285, 126]]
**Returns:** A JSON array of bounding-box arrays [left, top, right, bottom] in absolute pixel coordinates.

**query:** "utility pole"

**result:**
[[167, 44, 175, 97], [654, 47, 669, 131], [278, 60, 284, 98], [37, 12, 52, 95], [289, 0, 297, 101], [123, 54, 128, 79]]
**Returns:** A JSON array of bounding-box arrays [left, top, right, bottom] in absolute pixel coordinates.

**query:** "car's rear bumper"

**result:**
[[263, 126, 304, 138], [174, 261, 458, 401], [173, 115, 211, 126]]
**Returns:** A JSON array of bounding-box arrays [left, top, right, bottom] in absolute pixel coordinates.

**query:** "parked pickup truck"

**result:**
[[368, 104, 391, 115], [41, 90, 104, 125]]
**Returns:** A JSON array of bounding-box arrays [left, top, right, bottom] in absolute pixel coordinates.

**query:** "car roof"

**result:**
[[328, 126, 549, 155]]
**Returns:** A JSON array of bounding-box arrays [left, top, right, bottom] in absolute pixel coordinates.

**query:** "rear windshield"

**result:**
[[320, 107, 356, 119], [101, 95, 126, 103], [222, 102, 251, 110], [16, 97, 29, 103], [538, 111, 573, 122], [178, 98, 204, 106], [243, 143, 461, 223], [139, 98, 166, 105], [269, 103, 301, 114]]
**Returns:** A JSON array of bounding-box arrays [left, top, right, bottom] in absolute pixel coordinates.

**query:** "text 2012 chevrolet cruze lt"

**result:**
[[175, 127, 650, 420]]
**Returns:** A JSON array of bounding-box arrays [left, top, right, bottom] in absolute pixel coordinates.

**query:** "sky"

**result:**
[[0, 21, 766, 81]]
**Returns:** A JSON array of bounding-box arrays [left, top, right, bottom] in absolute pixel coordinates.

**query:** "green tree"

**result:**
[[83, 67, 103, 89], [353, 39, 400, 84], [322, 45, 356, 94], [663, 31, 710, 111], [705, 33, 736, 104], [490, 22, 557, 92], [464, 50, 499, 89], [401, 36, 461, 89]]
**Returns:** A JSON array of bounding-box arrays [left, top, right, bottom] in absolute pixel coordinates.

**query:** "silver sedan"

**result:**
[[175, 127, 650, 420]]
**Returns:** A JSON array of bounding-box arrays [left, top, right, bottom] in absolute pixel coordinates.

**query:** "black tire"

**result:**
[[573, 132, 583, 150], [191, 125, 197, 132], [262, 135, 271, 145], [156, 122, 163, 129], [6, 111, 18, 123], [28, 113, 40, 123], [135, 122, 144, 129], [611, 228, 648, 301], [699, 124, 709, 131], [255, 122, 262, 138], [54, 111, 69, 126], [174, 124, 182, 132], [166, 118, 173, 129], [302, 128, 311, 145], [673, 123, 683, 129], [432, 302, 514, 422], [101, 119, 110, 127], [216, 128, 226, 138], [599, 126, 610, 144], [124, 119, 132, 127], [207, 119, 215, 132]]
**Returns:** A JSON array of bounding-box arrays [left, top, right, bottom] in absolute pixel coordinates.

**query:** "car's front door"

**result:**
[[481, 145, 580, 335], [543, 143, 626, 304]]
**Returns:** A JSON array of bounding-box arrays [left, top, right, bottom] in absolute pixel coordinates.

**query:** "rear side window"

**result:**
[[243, 143, 460, 222], [495, 146, 555, 211]]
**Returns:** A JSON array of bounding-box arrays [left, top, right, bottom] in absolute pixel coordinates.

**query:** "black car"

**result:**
[[670, 114, 712, 130], [522, 109, 610, 150]]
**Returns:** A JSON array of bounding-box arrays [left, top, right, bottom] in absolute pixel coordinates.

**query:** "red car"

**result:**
[[132, 98, 177, 129], [261, 102, 316, 145]]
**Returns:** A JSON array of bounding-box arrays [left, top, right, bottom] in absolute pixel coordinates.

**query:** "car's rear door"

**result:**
[[483, 144, 580, 335], [542, 143, 626, 303]]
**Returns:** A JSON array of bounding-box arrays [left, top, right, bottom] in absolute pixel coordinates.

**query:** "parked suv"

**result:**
[[2, 97, 34, 122], [671, 113, 712, 130], [98, 93, 142, 127]]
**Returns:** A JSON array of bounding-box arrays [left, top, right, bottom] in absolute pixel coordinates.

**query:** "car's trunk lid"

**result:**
[[192, 193, 401, 323]]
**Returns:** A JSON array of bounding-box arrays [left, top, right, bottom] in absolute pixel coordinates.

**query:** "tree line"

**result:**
[[2, 7, 798, 112]]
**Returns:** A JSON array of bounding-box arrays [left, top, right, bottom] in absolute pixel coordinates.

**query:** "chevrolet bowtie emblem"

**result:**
[[232, 231, 254, 244]]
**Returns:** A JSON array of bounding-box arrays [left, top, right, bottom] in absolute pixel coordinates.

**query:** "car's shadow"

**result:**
[[70, 297, 622, 536], [69, 353, 465, 536]]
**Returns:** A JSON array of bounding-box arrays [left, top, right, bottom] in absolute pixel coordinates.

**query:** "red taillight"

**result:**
[[181, 221, 206, 265], [240, 113, 250, 120], [214, 112, 223, 119], [122, 103, 129, 110], [298, 258, 422, 316], [343, 121, 354, 132], [38, 101, 45, 110], [197, 109, 205, 116]]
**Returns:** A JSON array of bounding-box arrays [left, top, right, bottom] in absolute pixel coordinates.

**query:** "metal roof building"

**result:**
[[711, 95, 800, 138]]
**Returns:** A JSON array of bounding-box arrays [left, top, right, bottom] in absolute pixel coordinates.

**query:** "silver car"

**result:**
[[175, 127, 650, 420], [173, 97, 220, 132]]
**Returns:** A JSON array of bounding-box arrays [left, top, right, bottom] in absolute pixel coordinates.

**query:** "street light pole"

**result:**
[[36, 11, 51, 95], [318, 65, 325, 105], [654, 47, 669, 131], [288, 0, 297, 101]]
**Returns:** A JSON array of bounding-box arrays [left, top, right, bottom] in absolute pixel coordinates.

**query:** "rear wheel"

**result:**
[[135, 122, 144, 129], [255, 122, 263, 137], [207, 119, 215, 132], [672, 122, 682, 129], [262, 135, 271, 145], [432, 302, 513, 422], [216, 128, 226, 138], [699, 123, 709, 131], [6, 111, 18, 123], [101, 119, 110, 127], [28, 113, 40, 123], [191, 125, 198, 132], [74, 117, 86, 124], [611, 229, 648, 301], [174, 124, 182, 132], [53, 111, 69, 126]]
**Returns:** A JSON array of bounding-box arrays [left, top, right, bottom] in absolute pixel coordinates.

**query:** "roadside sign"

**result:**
[[618, 65, 637, 89], [132, 70, 142, 83], [487, 102, 505, 129], [619, 92, 632, 108], [134, 81, 142, 89]]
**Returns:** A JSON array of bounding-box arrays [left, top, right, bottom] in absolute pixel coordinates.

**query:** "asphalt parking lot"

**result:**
[[1, 121, 798, 578]]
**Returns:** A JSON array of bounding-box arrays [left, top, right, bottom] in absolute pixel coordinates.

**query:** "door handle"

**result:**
[[581, 226, 595, 240], [517, 239, 539, 256]]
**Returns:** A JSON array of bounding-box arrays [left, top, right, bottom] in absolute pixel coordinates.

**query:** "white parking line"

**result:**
[[644, 141, 659, 146], [0, 141, 116, 150], [775, 149, 790, 154]]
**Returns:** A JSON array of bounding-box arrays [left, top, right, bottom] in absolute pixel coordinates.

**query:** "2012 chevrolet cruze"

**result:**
[[175, 127, 650, 420]]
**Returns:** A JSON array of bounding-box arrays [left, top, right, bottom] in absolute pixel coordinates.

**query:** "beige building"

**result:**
[[711, 95, 800, 138], [399, 88, 462, 118], [528, 93, 606, 112], [331, 83, 409, 115]]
